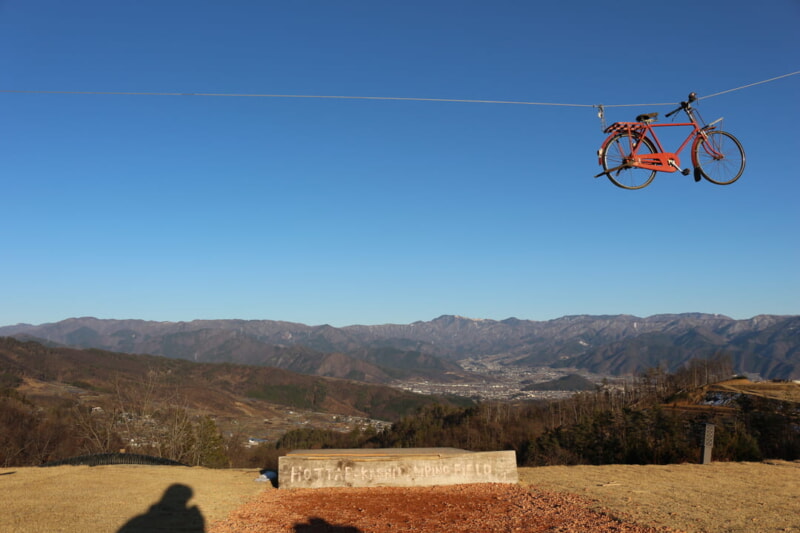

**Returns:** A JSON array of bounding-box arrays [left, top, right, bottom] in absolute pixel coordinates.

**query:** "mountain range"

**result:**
[[2, 313, 798, 380]]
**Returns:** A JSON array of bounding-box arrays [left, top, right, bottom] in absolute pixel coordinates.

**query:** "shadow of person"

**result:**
[[117, 483, 205, 533], [293, 516, 362, 532]]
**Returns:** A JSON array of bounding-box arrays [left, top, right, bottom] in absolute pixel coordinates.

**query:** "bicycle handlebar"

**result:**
[[665, 92, 698, 118]]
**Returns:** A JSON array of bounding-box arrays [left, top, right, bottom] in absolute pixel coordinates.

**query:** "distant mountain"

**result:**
[[1, 318, 470, 384], [2, 313, 798, 380], [547, 315, 800, 379]]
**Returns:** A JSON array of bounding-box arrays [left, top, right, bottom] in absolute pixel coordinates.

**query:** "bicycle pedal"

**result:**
[[681, 168, 691, 176]]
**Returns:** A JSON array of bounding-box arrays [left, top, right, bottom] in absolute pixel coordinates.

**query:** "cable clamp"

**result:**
[[596, 105, 606, 131]]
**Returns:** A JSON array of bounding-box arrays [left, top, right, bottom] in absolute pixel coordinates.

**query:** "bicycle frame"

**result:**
[[601, 120, 704, 173], [598, 101, 724, 176]]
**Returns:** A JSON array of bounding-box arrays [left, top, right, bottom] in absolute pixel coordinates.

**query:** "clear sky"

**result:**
[[1, 1, 798, 327]]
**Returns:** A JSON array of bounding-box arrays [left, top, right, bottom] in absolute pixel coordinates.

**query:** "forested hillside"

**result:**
[[0, 337, 464, 467], [270, 356, 800, 469]]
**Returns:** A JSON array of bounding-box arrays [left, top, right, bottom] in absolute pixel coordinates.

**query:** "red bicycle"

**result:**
[[596, 93, 746, 190]]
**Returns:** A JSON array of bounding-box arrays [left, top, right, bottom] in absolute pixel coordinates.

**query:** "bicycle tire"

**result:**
[[601, 133, 657, 190], [692, 130, 745, 185]]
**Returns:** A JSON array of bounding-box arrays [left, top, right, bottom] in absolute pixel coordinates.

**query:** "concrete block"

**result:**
[[278, 448, 518, 489]]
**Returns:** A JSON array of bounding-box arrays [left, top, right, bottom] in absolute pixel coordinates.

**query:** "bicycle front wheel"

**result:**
[[693, 131, 745, 185], [601, 133, 657, 190]]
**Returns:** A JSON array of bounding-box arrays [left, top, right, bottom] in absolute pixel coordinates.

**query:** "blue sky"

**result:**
[[1, 1, 798, 327]]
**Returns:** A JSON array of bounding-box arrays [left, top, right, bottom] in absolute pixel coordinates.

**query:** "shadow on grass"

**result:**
[[117, 483, 204, 532]]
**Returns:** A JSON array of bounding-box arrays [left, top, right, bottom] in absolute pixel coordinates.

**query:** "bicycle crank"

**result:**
[[668, 159, 691, 176]]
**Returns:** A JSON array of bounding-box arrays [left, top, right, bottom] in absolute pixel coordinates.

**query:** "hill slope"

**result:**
[[0, 337, 455, 422]]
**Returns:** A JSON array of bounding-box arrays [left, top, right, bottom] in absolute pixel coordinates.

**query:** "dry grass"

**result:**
[[711, 379, 800, 403], [519, 460, 800, 533], [0, 465, 264, 533]]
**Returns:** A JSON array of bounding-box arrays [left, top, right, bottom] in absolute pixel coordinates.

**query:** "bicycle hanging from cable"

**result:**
[[595, 92, 746, 190]]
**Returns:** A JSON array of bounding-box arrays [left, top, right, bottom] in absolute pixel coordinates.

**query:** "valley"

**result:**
[[394, 359, 618, 401]]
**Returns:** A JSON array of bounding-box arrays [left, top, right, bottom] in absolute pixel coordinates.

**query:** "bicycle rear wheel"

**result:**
[[601, 133, 657, 190], [692, 130, 745, 185]]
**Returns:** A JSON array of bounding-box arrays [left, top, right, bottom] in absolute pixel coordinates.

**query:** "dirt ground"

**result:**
[[1, 461, 798, 533]]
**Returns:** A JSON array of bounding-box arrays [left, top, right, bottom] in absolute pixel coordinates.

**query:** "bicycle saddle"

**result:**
[[636, 112, 658, 124]]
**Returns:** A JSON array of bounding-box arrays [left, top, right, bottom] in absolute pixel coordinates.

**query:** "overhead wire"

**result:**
[[0, 70, 797, 108], [698, 70, 800, 100], [0, 89, 595, 107]]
